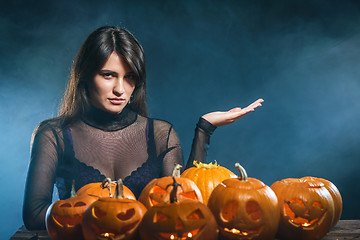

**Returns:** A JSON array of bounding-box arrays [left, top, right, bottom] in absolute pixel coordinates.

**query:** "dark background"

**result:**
[[1, 0, 360, 238]]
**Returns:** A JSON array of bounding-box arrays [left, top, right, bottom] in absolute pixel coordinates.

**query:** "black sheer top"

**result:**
[[22, 106, 216, 230]]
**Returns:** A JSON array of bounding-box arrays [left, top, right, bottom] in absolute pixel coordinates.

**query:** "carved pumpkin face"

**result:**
[[139, 199, 218, 240], [82, 198, 147, 240], [271, 178, 335, 240], [46, 194, 96, 240], [138, 176, 203, 209], [208, 177, 280, 240]]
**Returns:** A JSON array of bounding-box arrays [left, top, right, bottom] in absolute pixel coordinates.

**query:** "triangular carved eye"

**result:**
[[60, 203, 71, 208], [74, 202, 86, 207], [187, 209, 204, 220], [221, 201, 239, 222], [246, 201, 262, 221], [179, 191, 197, 200], [117, 208, 135, 221], [151, 185, 168, 194], [154, 212, 169, 223]]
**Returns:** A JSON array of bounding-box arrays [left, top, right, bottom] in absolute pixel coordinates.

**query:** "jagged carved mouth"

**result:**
[[284, 200, 325, 228]]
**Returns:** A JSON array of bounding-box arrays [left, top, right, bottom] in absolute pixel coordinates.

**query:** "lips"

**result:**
[[108, 98, 126, 105]]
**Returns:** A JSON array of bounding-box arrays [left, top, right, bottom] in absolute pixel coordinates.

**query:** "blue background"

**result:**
[[1, 0, 360, 238]]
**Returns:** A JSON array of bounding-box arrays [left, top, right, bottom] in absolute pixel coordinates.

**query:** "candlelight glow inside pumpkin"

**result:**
[[82, 179, 147, 240], [284, 199, 325, 228], [139, 178, 218, 240], [208, 163, 279, 240]]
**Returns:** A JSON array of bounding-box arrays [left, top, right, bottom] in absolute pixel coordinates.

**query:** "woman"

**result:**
[[22, 26, 263, 230]]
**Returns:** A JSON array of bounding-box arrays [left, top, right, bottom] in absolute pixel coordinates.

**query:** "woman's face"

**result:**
[[89, 52, 136, 114]]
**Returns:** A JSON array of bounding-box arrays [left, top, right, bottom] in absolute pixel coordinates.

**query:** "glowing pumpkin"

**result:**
[[301, 176, 342, 227], [46, 182, 96, 240], [138, 164, 203, 208], [82, 179, 147, 240], [207, 163, 280, 240], [139, 177, 218, 240], [181, 160, 237, 204], [271, 177, 335, 240]]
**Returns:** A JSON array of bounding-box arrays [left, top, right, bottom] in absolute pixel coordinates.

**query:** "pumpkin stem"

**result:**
[[70, 180, 77, 197], [114, 179, 124, 199], [235, 163, 248, 181], [166, 177, 182, 203], [193, 160, 219, 169], [172, 164, 182, 177], [101, 178, 114, 197]]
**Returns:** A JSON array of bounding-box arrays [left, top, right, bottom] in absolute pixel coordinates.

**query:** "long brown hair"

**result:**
[[58, 26, 147, 127]]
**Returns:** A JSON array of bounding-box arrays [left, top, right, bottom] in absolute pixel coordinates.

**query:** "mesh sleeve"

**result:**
[[22, 124, 61, 230]]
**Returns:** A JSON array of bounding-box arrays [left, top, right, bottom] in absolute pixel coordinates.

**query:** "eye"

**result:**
[[59, 203, 71, 208], [221, 201, 239, 222], [74, 202, 86, 207], [187, 209, 204, 220], [312, 201, 323, 209], [153, 212, 169, 223], [117, 208, 135, 221], [289, 199, 305, 207], [92, 207, 107, 218], [246, 201, 262, 221]]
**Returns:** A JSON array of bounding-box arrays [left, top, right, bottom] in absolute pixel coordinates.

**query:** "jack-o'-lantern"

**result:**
[[82, 179, 147, 240], [139, 177, 218, 240], [301, 176, 342, 227], [77, 178, 136, 200], [181, 160, 237, 204], [271, 177, 335, 240], [139, 164, 203, 208], [207, 163, 280, 240], [46, 182, 97, 240]]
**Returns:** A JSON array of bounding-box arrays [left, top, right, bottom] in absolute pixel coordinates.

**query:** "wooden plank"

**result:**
[[10, 220, 360, 240]]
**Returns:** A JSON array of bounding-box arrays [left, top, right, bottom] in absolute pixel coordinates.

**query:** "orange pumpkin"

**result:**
[[207, 163, 280, 240], [82, 179, 147, 240], [77, 178, 136, 200], [301, 176, 342, 227], [46, 182, 97, 240], [181, 160, 237, 204], [271, 177, 336, 240], [139, 177, 219, 240], [138, 164, 203, 208]]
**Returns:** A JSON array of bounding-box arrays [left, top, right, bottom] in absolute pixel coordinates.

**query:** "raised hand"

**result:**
[[201, 98, 264, 127]]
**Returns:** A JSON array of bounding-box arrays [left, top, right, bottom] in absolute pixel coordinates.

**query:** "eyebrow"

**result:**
[[99, 69, 136, 76]]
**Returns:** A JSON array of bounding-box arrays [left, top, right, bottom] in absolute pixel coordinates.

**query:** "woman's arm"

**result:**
[[22, 123, 60, 230]]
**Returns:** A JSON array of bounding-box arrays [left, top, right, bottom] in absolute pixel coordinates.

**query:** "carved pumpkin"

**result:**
[[270, 177, 335, 240], [138, 164, 203, 208], [139, 177, 218, 240], [181, 160, 237, 204], [301, 176, 342, 227], [77, 178, 136, 200], [46, 182, 97, 240], [207, 163, 280, 240], [82, 179, 147, 240]]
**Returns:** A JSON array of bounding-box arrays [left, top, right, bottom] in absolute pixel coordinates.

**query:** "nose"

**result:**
[[113, 78, 125, 95]]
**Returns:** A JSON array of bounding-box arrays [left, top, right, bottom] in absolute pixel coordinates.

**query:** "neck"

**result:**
[[81, 105, 137, 131]]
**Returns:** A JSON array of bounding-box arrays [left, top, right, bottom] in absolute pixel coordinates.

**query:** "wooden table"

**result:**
[[10, 220, 360, 240]]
